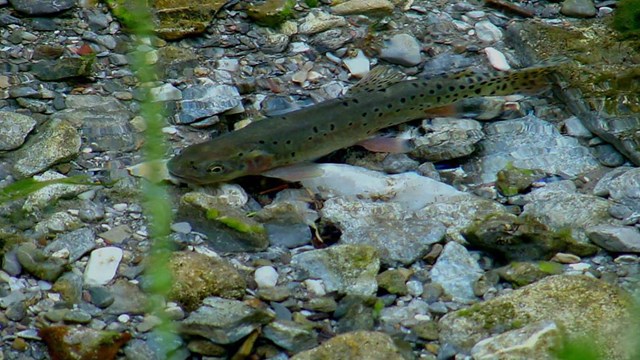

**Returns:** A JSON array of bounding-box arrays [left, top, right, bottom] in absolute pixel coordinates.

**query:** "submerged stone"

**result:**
[[291, 331, 406, 360]]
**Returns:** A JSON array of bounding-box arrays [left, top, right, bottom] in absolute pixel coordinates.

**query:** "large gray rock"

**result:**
[[439, 275, 637, 360], [430, 242, 483, 302], [587, 225, 640, 253], [179, 297, 273, 344], [0, 111, 36, 151], [291, 331, 406, 360], [291, 244, 379, 296]]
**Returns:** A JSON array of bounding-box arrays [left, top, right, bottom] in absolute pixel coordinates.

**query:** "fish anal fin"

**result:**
[[261, 163, 325, 182], [347, 66, 406, 96], [358, 137, 414, 153]]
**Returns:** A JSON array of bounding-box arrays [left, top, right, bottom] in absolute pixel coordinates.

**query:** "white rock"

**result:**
[[254, 266, 279, 288], [343, 50, 370, 78], [475, 20, 503, 43], [83, 247, 123, 286], [304, 279, 326, 297], [150, 83, 182, 102], [484, 47, 511, 71]]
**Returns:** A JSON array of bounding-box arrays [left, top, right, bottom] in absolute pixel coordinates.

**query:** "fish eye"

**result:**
[[207, 164, 224, 174]]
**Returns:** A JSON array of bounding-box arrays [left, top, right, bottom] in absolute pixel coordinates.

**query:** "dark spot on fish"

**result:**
[[436, 83, 443, 90], [352, 98, 359, 104], [330, 123, 335, 131], [445, 94, 451, 99], [363, 122, 368, 127], [449, 86, 455, 91], [378, 113, 384, 117], [419, 93, 425, 98], [411, 83, 419, 88], [323, 133, 328, 136], [362, 112, 367, 117], [307, 136, 313, 141], [374, 108, 380, 113], [286, 140, 292, 145], [342, 101, 349, 107], [400, 97, 406, 103], [436, 96, 441, 102], [467, 77, 475, 84], [395, 109, 401, 112], [387, 104, 393, 109], [501, 83, 508, 90], [429, 89, 435, 95], [291, 152, 296, 157], [459, 84, 466, 90], [313, 126, 319, 133], [475, 88, 482, 94], [462, 94, 469, 98], [489, 90, 497, 95], [410, 95, 416, 100], [348, 122, 354, 126], [480, 81, 488, 86], [272, 141, 278, 145], [259, 140, 265, 144], [238, 152, 244, 157]]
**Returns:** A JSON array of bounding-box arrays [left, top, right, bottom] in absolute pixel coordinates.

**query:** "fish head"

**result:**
[[167, 141, 274, 184]]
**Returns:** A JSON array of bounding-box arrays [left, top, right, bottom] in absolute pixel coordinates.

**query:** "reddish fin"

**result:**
[[423, 104, 459, 117], [261, 163, 325, 182], [358, 137, 414, 153], [245, 151, 274, 174]]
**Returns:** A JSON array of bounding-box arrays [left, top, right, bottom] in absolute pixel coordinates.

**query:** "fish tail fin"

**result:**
[[493, 56, 571, 95]]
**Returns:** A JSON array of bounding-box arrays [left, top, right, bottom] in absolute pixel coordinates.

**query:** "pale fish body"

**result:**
[[168, 61, 562, 184]]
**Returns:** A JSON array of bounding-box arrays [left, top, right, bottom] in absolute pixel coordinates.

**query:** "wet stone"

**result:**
[[31, 57, 95, 81], [63, 309, 92, 324], [593, 144, 626, 167], [175, 83, 242, 124], [291, 244, 380, 296], [98, 225, 131, 244], [23, 171, 91, 212], [44, 227, 95, 263], [106, 280, 147, 315], [265, 223, 312, 248], [331, 0, 394, 16], [560, 0, 596, 18], [6, 301, 26, 321], [262, 320, 318, 352], [475, 20, 503, 43], [431, 242, 483, 302], [471, 321, 560, 359], [0, 112, 36, 150], [87, 286, 115, 308], [379, 33, 422, 67], [53, 272, 83, 305], [9, 0, 75, 15], [587, 225, 640, 253], [291, 331, 406, 360], [39, 325, 131, 360], [16, 242, 66, 282], [496, 261, 563, 287], [84, 247, 123, 287], [11, 118, 81, 179], [304, 296, 338, 312], [376, 268, 413, 295], [179, 297, 273, 344]]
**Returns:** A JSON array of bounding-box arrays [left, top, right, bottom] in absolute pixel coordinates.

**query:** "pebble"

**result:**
[[255, 266, 279, 288], [431, 242, 483, 302], [299, 10, 347, 35], [379, 33, 422, 67], [170, 222, 192, 234], [342, 50, 370, 78], [98, 225, 131, 244], [474, 20, 503, 43], [331, 0, 394, 16], [83, 247, 124, 286], [484, 47, 510, 70], [560, 0, 597, 18]]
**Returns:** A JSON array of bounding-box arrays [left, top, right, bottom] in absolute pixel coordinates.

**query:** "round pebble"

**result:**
[[254, 266, 279, 288]]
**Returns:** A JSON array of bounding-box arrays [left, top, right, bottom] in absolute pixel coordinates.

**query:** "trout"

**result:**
[[168, 60, 563, 184]]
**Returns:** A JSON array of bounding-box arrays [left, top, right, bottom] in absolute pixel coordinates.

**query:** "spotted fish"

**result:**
[[167, 59, 564, 184]]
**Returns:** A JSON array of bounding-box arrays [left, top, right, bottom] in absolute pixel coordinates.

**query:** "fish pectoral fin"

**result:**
[[261, 163, 325, 182], [246, 150, 275, 174], [346, 66, 406, 95], [357, 137, 414, 153]]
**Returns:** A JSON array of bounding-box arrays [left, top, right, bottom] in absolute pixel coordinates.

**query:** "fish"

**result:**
[[167, 58, 565, 184]]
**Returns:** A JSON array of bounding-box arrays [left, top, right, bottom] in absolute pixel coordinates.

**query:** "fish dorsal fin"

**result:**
[[347, 66, 406, 95]]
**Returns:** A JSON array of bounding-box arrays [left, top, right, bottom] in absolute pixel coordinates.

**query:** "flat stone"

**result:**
[[9, 0, 75, 15], [561, 0, 596, 18], [291, 331, 405, 360], [291, 244, 380, 296], [254, 266, 279, 288], [175, 83, 242, 124], [587, 225, 640, 253], [475, 20, 503, 43], [299, 10, 347, 35], [331, 0, 394, 16], [262, 320, 318, 352], [379, 33, 422, 67], [179, 297, 273, 344], [98, 225, 131, 244], [83, 247, 123, 286], [106, 280, 148, 315], [22, 171, 91, 212], [431, 242, 483, 302], [0, 111, 36, 150], [471, 321, 560, 359]]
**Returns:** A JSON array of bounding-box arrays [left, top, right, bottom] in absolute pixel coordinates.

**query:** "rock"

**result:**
[[16, 242, 66, 282], [177, 192, 268, 252], [379, 298, 430, 329], [299, 10, 347, 35], [12, 118, 81, 178], [520, 183, 613, 245], [179, 297, 273, 344], [175, 82, 242, 124], [84, 247, 123, 287], [52, 272, 84, 305], [150, 83, 182, 102], [410, 118, 484, 162], [321, 198, 445, 265], [471, 321, 560, 360], [462, 115, 600, 185], [563, 116, 593, 138], [380, 153, 419, 174], [264, 223, 312, 248], [291, 244, 379, 296], [304, 296, 338, 312], [343, 50, 370, 78], [484, 47, 511, 71], [106, 280, 148, 315], [22, 171, 92, 212], [263, 320, 318, 352], [378, 33, 422, 67], [44, 227, 95, 263], [247, 0, 295, 27], [412, 320, 439, 341], [166, 251, 246, 311], [495, 164, 546, 196], [463, 212, 596, 261], [495, 261, 563, 287], [39, 325, 131, 360], [560, 0, 596, 18], [586, 225, 640, 253], [152, 0, 226, 40], [87, 286, 115, 308], [430, 242, 483, 302], [439, 275, 637, 360], [331, 0, 394, 16], [593, 144, 625, 167], [475, 20, 503, 43], [31, 56, 95, 81], [376, 268, 413, 295], [254, 266, 279, 288], [0, 111, 36, 150], [63, 309, 92, 324], [291, 331, 406, 360], [334, 295, 377, 333], [9, 0, 75, 15], [594, 167, 640, 213], [98, 225, 131, 244]]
